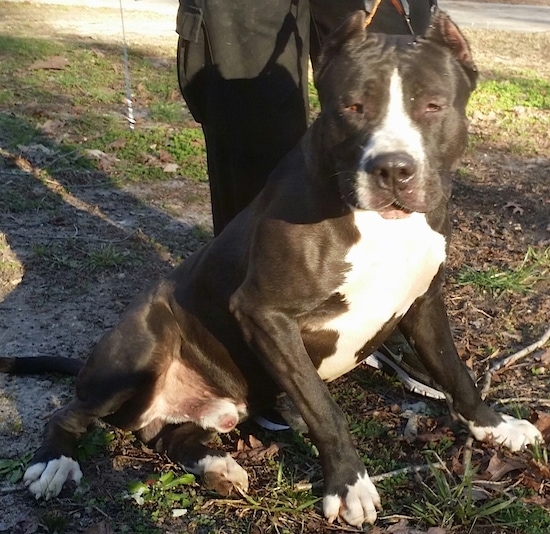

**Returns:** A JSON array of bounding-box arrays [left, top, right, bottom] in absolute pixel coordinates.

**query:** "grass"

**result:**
[[409, 452, 518, 530], [457, 246, 550, 297], [31, 241, 130, 273], [0, 34, 207, 185]]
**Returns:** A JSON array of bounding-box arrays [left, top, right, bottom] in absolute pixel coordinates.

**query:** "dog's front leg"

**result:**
[[399, 283, 542, 451], [231, 295, 380, 527]]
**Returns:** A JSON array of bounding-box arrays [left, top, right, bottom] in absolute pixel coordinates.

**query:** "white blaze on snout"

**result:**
[[316, 211, 446, 382], [360, 69, 425, 175]]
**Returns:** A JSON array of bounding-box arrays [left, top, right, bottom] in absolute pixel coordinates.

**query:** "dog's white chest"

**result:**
[[316, 211, 446, 381]]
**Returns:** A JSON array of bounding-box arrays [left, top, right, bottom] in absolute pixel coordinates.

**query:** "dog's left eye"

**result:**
[[426, 103, 443, 113]]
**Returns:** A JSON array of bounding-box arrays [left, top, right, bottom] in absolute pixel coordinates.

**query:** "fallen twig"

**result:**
[[291, 462, 447, 493], [490, 325, 550, 373], [480, 325, 550, 399]]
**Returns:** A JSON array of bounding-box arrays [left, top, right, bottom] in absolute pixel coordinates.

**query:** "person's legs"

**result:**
[[177, 0, 311, 235]]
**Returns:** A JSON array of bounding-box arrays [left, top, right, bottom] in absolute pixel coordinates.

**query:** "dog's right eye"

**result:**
[[344, 103, 364, 114]]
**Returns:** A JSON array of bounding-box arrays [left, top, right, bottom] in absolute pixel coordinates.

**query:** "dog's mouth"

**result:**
[[377, 200, 414, 220]]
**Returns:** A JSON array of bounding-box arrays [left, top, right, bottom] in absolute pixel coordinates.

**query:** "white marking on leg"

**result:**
[[360, 69, 425, 170], [316, 211, 446, 381], [190, 454, 249, 493], [23, 456, 82, 500], [469, 414, 543, 452], [323, 472, 380, 527]]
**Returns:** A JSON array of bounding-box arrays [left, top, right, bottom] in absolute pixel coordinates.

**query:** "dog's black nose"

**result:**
[[366, 152, 417, 191]]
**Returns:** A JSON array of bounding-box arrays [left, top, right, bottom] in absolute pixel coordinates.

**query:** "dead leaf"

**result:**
[[233, 435, 285, 461], [158, 149, 174, 163], [248, 434, 263, 449], [85, 148, 108, 160], [530, 459, 550, 480], [97, 154, 119, 172], [39, 119, 64, 136], [387, 519, 410, 533], [29, 56, 69, 70], [536, 348, 550, 366], [108, 138, 127, 150], [18, 143, 53, 157], [523, 494, 549, 507], [484, 451, 526, 481], [503, 201, 524, 215], [416, 428, 455, 444], [163, 163, 179, 173], [521, 473, 544, 492], [7, 518, 40, 534], [533, 411, 550, 443]]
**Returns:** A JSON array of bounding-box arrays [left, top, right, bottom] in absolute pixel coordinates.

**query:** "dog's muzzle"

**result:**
[[358, 151, 428, 219]]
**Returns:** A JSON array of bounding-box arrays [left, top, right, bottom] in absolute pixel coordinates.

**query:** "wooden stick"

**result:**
[[480, 325, 550, 399]]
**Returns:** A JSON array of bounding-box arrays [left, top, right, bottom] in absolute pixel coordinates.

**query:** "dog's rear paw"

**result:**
[[198, 454, 249, 497], [469, 414, 543, 452], [23, 456, 82, 500], [323, 473, 381, 527]]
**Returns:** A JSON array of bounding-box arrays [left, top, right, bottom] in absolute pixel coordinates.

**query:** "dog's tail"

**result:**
[[0, 356, 84, 376]]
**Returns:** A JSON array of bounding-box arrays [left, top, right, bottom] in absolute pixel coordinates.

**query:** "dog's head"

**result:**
[[314, 9, 477, 219]]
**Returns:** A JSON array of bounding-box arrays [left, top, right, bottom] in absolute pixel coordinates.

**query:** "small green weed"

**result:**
[[0, 451, 33, 483], [128, 471, 196, 521], [41, 511, 69, 533], [77, 426, 115, 462], [32, 241, 128, 273], [86, 244, 127, 271]]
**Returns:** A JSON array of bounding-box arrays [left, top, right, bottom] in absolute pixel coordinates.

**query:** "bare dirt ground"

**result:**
[[0, 2, 549, 534]]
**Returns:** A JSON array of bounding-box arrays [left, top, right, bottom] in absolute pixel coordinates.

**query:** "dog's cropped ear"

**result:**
[[314, 10, 367, 86], [425, 9, 478, 88]]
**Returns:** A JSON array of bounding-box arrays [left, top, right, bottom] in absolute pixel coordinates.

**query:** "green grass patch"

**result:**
[[0, 35, 205, 185], [470, 72, 550, 111], [408, 452, 517, 530], [467, 70, 550, 154], [457, 246, 550, 297], [31, 240, 131, 273]]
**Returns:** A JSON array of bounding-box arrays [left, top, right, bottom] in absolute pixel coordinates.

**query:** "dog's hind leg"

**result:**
[[24, 368, 147, 500], [146, 422, 249, 497]]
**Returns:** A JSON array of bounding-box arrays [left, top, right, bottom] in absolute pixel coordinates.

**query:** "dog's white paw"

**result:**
[[23, 456, 83, 500], [194, 454, 249, 496], [469, 414, 543, 452], [323, 472, 381, 527]]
